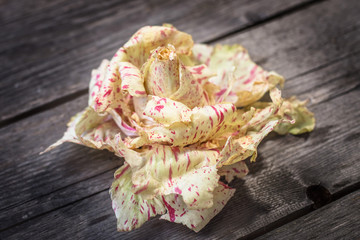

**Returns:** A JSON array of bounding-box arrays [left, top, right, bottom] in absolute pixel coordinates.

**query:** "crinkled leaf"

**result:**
[[142, 45, 210, 108], [123, 25, 193, 68], [43, 107, 121, 153], [187, 64, 216, 85], [116, 144, 220, 209], [218, 161, 249, 183], [138, 102, 240, 147], [160, 182, 235, 232], [217, 119, 280, 167], [163, 164, 219, 210], [243, 87, 283, 131], [138, 88, 282, 148], [110, 164, 166, 231], [92, 61, 126, 113], [93, 25, 194, 113], [69, 107, 121, 150], [119, 62, 146, 97], [89, 60, 109, 106], [111, 163, 234, 232], [142, 45, 180, 98], [109, 109, 139, 137], [170, 62, 210, 108], [192, 43, 213, 65], [194, 44, 284, 107], [109, 140, 240, 231], [275, 97, 315, 135], [143, 96, 192, 126]]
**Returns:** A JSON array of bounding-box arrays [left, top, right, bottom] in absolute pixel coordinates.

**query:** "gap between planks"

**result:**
[[204, 0, 325, 44], [246, 181, 360, 239], [255, 189, 360, 239]]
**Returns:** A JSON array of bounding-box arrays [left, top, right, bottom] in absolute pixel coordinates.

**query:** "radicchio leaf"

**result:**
[[110, 164, 166, 231], [160, 182, 235, 232], [274, 97, 315, 135], [193, 44, 284, 107]]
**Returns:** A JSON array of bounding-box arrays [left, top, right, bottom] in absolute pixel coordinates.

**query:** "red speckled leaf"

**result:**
[[110, 162, 235, 232], [116, 144, 220, 206], [123, 25, 193, 68], [218, 119, 280, 167], [138, 103, 240, 147], [43, 107, 120, 153], [160, 182, 235, 232], [89, 60, 109, 106], [143, 96, 192, 126], [218, 161, 249, 183], [119, 62, 146, 97], [142, 45, 181, 98], [192, 44, 213, 65], [109, 109, 139, 137], [216, 88, 284, 166], [193, 44, 284, 107], [110, 164, 166, 231], [92, 25, 194, 113], [170, 61, 211, 108], [187, 64, 216, 85], [142, 45, 211, 108], [92, 60, 128, 113]]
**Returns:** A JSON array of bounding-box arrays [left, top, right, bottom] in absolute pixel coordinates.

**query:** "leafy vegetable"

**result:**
[[44, 24, 315, 232]]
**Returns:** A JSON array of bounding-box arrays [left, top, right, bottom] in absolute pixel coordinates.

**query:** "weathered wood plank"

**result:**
[[0, 94, 112, 211], [1, 48, 359, 232], [220, 2, 360, 87], [256, 190, 360, 240], [1, 88, 359, 239], [1, 0, 359, 237], [0, 0, 311, 122], [0, 168, 115, 230]]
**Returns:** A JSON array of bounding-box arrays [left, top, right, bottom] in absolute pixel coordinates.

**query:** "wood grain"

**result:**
[[1, 0, 359, 238], [1, 88, 359, 239], [256, 190, 360, 240], [0, 0, 311, 122], [0, 94, 118, 212]]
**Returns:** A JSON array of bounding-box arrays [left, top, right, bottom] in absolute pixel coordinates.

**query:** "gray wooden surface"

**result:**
[[0, 0, 310, 123], [0, 0, 359, 239], [256, 189, 360, 240]]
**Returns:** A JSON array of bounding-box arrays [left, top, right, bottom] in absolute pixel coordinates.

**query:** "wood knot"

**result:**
[[306, 184, 332, 209]]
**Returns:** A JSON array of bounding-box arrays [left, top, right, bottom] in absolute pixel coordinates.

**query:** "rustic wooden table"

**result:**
[[1, 0, 359, 239]]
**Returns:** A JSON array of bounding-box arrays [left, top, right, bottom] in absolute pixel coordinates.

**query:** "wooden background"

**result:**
[[0, 0, 359, 239]]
